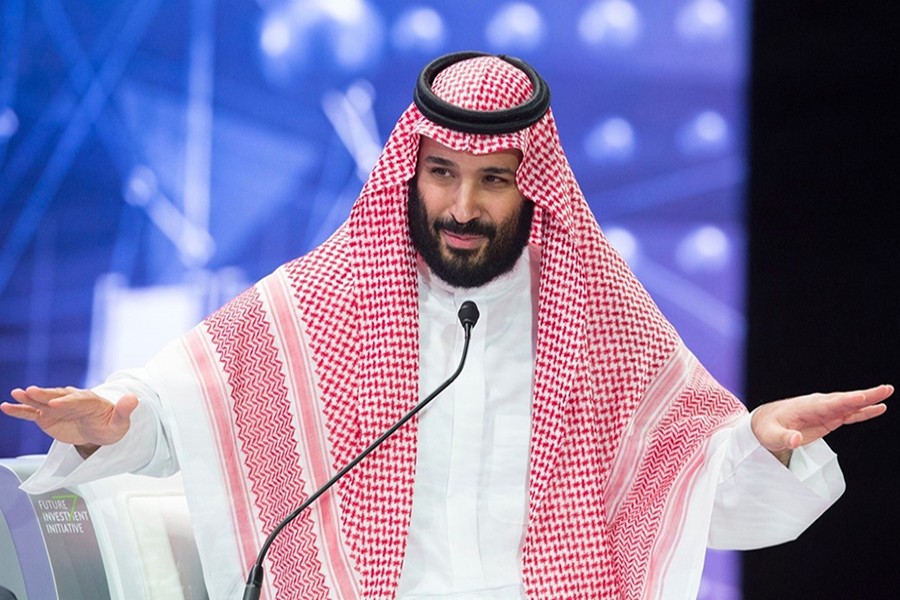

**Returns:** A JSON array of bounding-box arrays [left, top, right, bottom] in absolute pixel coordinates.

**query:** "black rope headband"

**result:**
[[413, 51, 551, 135]]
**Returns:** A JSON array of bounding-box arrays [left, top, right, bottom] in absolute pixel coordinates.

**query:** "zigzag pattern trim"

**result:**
[[206, 285, 329, 599]]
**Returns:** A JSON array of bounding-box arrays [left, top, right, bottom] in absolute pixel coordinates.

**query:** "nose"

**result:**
[[448, 181, 482, 223]]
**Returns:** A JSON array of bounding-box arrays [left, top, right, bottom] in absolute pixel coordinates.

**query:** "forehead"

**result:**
[[417, 136, 522, 170]]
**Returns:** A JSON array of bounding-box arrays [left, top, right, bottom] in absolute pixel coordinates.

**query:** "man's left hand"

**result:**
[[751, 384, 892, 465]]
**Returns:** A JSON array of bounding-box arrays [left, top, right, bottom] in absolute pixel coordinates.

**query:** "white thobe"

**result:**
[[22, 248, 845, 599], [396, 249, 538, 599]]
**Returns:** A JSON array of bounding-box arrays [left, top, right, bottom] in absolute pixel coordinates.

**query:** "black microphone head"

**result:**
[[458, 301, 480, 329]]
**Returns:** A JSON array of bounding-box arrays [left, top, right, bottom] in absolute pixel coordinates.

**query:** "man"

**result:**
[[1, 52, 891, 599]]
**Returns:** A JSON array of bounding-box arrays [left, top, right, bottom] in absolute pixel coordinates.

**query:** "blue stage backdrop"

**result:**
[[0, 1, 748, 596]]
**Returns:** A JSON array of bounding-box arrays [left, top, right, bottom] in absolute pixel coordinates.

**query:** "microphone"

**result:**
[[457, 300, 479, 328], [242, 301, 480, 599]]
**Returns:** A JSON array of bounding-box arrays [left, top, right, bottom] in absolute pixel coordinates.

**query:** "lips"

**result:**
[[441, 230, 486, 251]]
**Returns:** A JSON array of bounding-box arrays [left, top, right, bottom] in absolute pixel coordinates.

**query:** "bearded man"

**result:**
[[2, 52, 891, 599]]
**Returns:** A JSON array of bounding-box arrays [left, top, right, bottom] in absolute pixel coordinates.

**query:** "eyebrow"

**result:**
[[423, 155, 454, 167], [423, 155, 517, 176]]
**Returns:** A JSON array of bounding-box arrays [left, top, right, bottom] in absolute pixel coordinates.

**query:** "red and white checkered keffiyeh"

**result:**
[[172, 55, 746, 598]]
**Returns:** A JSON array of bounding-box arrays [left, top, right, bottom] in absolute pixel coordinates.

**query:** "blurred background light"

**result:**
[[322, 79, 382, 179], [257, 0, 385, 83], [124, 165, 159, 207], [260, 16, 293, 58], [578, 0, 641, 48], [605, 226, 641, 265], [0, 107, 19, 140], [676, 0, 732, 42], [677, 225, 731, 273], [391, 6, 446, 54], [485, 3, 546, 52], [585, 116, 637, 162], [676, 110, 731, 156]]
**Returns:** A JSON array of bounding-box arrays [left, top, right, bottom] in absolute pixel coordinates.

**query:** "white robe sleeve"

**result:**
[[707, 409, 845, 549], [658, 410, 845, 599], [19, 368, 178, 495]]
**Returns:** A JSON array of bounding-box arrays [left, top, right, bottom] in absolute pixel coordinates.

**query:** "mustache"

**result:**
[[433, 217, 497, 238]]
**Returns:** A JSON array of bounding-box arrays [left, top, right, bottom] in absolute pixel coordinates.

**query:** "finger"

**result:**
[[9, 388, 49, 409], [864, 384, 894, 402], [842, 403, 888, 425], [45, 388, 99, 409], [815, 387, 891, 418], [838, 384, 894, 407], [21, 386, 79, 404], [0, 401, 41, 421]]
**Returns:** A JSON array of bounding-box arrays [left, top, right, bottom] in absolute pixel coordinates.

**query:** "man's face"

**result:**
[[408, 136, 534, 288]]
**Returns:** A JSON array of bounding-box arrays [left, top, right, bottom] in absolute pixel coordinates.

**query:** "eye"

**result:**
[[484, 174, 511, 185], [430, 166, 452, 178]]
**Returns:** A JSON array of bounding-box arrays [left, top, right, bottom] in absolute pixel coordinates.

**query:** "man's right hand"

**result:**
[[1, 386, 138, 457]]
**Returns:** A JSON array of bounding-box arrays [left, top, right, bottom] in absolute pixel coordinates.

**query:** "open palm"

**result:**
[[1, 386, 137, 448], [751, 384, 892, 456]]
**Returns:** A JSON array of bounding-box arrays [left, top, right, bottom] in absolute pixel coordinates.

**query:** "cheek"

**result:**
[[490, 195, 526, 224], [416, 181, 452, 217]]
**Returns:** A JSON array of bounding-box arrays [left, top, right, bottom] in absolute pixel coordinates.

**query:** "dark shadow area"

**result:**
[[746, 3, 900, 598]]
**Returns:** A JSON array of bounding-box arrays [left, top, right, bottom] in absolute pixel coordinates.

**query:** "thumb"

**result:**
[[782, 429, 802, 450], [111, 393, 139, 426], [751, 406, 802, 452]]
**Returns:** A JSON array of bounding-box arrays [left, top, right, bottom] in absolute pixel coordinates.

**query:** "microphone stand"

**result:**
[[242, 301, 480, 599]]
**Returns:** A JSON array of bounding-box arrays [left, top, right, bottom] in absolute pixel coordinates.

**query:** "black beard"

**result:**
[[407, 179, 534, 288]]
